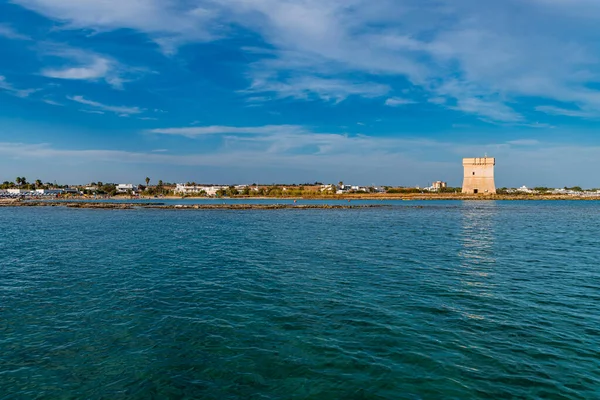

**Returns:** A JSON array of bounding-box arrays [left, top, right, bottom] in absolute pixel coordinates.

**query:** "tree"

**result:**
[[35, 179, 42, 188], [145, 177, 150, 187]]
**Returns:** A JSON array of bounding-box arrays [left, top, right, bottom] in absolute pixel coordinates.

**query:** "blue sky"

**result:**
[[1, 0, 600, 187]]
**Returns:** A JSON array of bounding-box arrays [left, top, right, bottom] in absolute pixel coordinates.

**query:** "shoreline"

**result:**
[[3, 193, 600, 207], [137, 194, 600, 201], [0, 200, 389, 210]]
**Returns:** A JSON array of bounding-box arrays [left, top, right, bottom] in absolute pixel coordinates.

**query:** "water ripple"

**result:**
[[1, 202, 599, 399]]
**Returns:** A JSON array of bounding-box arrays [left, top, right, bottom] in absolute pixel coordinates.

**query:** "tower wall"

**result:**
[[462, 157, 496, 194]]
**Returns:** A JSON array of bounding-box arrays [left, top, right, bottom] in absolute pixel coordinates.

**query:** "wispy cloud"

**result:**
[[149, 125, 308, 138], [507, 139, 540, 146], [12, 0, 219, 53], [0, 23, 31, 40], [246, 75, 390, 103], [385, 97, 416, 107], [40, 45, 144, 89], [10, 0, 600, 125], [68, 95, 142, 115], [536, 105, 598, 119], [450, 97, 524, 123], [42, 99, 63, 106], [0, 76, 38, 98]]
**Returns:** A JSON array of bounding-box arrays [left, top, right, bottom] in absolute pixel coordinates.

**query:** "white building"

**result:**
[[6, 188, 30, 194], [516, 185, 534, 193], [116, 184, 138, 194], [425, 181, 448, 192], [175, 184, 227, 196]]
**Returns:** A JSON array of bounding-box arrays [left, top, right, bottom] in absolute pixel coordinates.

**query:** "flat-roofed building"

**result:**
[[432, 181, 447, 190]]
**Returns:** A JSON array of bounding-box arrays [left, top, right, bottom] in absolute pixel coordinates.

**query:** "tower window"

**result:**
[[472, 172, 475, 175]]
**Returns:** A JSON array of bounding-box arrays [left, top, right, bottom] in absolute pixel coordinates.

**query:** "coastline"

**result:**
[[148, 193, 600, 201], [0, 200, 388, 210], [2, 193, 600, 211]]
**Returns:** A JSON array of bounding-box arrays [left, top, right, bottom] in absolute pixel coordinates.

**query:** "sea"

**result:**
[[1, 200, 599, 399]]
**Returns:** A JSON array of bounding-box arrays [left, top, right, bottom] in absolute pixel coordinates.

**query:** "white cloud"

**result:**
[[12, 0, 219, 53], [42, 99, 63, 106], [536, 105, 598, 118], [247, 75, 390, 103], [149, 125, 308, 138], [43, 57, 111, 80], [0, 76, 38, 98], [507, 139, 541, 146], [450, 97, 524, 123], [68, 95, 142, 115], [40, 45, 144, 89], [11, 0, 600, 122], [0, 24, 31, 40], [227, 0, 600, 121], [385, 97, 416, 107], [428, 97, 446, 105]]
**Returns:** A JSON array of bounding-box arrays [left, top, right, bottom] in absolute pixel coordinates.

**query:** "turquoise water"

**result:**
[[1, 201, 599, 399]]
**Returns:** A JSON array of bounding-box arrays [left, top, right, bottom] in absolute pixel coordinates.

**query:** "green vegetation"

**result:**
[[565, 186, 583, 192], [386, 187, 422, 194]]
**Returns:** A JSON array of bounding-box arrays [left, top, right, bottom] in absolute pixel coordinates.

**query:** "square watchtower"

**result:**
[[462, 157, 496, 194]]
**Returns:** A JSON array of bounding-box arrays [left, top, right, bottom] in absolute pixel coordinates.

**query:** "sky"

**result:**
[[1, 0, 600, 187]]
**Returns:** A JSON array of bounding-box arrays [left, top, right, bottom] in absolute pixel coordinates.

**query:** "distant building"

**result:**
[[516, 185, 534, 193], [432, 181, 447, 190], [462, 157, 496, 194], [6, 188, 29, 194], [175, 184, 227, 196], [116, 184, 138, 194]]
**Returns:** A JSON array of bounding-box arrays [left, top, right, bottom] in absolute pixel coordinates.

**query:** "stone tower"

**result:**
[[462, 157, 496, 194]]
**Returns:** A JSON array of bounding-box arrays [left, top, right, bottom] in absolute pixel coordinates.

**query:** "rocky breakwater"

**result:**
[[149, 204, 385, 210], [1, 201, 386, 210]]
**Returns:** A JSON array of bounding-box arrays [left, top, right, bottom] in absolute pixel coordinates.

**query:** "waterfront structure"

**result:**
[[35, 189, 64, 195], [462, 157, 496, 194], [6, 188, 29, 194], [175, 184, 227, 196], [116, 184, 138, 194]]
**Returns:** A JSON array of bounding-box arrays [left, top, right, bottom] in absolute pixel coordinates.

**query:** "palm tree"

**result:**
[[35, 179, 42, 188], [145, 177, 150, 187]]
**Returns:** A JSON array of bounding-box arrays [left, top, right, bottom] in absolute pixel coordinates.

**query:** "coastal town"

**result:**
[[1, 156, 600, 200]]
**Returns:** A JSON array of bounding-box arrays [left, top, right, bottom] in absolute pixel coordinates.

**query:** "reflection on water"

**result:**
[[459, 201, 498, 266], [456, 201, 499, 318]]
